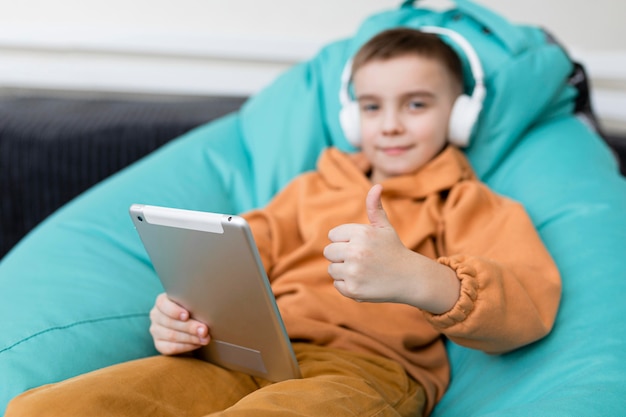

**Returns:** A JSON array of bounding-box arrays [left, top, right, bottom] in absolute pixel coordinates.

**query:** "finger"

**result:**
[[150, 304, 208, 336], [151, 320, 210, 345], [155, 339, 205, 356], [149, 319, 210, 355], [151, 312, 206, 337], [328, 223, 362, 243], [327, 260, 346, 280], [332, 278, 346, 294], [331, 277, 362, 302], [156, 293, 190, 321], [323, 242, 348, 263], [366, 184, 390, 228]]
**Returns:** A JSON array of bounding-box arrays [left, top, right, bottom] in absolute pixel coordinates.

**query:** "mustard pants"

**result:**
[[7, 343, 426, 417]]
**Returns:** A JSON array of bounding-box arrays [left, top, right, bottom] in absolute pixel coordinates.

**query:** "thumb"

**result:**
[[366, 184, 390, 227]]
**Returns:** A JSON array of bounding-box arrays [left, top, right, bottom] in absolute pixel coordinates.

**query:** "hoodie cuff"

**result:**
[[424, 255, 480, 329]]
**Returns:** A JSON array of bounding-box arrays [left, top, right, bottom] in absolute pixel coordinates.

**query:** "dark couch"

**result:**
[[0, 95, 247, 258]]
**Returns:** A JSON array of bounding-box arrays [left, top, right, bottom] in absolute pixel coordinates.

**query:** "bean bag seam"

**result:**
[[0, 313, 149, 354]]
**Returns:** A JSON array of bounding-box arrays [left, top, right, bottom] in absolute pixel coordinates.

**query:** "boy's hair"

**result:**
[[352, 27, 464, 92]]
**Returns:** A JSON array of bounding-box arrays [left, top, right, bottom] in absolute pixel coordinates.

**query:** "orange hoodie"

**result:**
[[244, 146, 561, 414]]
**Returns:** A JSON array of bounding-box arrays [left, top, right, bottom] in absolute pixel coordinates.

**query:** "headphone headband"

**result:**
[[419, 26, 486, 104]]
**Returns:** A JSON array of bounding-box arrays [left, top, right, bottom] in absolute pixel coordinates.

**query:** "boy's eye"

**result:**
[[408, 100, 426, 110], [360, 103, 379, 112]]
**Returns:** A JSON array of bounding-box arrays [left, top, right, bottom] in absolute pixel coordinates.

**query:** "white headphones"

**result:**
[[338, 26, 486, 148]]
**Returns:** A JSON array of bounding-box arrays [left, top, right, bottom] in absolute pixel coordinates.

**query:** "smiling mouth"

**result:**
[[378, 145, 414, 155]]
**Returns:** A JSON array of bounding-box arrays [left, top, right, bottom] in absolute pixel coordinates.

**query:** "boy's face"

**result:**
[[353, 54, 460, 184]]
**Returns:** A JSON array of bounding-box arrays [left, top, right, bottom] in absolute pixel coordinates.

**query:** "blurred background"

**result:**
[[1, 0, 624, 258], [0, 0, 624, 133]]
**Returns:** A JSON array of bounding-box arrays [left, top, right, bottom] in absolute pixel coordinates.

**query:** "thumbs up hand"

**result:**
[[324, 184, 417, 303], [324, 184, 461, 312]]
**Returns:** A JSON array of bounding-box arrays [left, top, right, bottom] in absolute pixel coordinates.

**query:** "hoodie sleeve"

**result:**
[[423, 181, 562, 354]]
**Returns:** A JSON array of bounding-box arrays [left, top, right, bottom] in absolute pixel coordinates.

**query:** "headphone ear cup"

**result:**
[[448, 94, 480, 147], [339, 101, 362, 147]]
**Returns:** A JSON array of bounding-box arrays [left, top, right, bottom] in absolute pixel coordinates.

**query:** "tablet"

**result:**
[[129, 204, 301, 382]]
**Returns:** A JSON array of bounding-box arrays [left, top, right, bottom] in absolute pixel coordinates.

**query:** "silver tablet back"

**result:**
[[130, 204, 301, 382]]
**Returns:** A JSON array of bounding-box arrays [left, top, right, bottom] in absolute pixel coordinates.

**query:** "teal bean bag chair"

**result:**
[[2, 0, 625, 415]]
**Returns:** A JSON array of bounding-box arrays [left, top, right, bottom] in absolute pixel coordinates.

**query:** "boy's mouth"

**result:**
[[378, 145, 414, 156]]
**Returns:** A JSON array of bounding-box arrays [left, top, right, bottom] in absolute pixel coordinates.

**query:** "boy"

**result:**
[[7, 28, 561, 417]]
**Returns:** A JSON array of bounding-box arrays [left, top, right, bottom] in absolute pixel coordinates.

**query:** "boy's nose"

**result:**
[[381, 110, 404, 135]]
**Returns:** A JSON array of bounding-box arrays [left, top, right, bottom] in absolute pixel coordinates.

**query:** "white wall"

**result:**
[[479, 0, 626, 132], [1, 0, 624, 129]]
